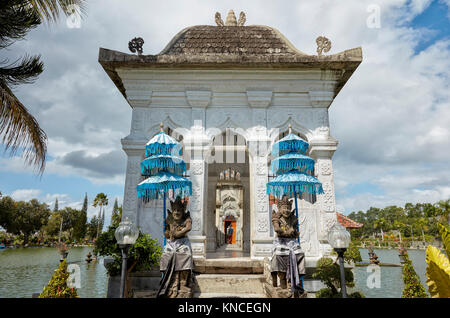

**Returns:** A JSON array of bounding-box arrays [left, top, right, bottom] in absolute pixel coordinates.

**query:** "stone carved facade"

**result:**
[[100, 19, 362, 262]]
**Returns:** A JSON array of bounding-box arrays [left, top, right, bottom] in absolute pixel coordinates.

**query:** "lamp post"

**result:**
[[114, 217, 139, 298], [328, 223, 351, 298]]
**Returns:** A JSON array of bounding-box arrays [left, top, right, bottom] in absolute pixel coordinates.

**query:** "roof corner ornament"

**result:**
[[215, 12, 224, 26], [128, 37, 144, 55], [238, 11, 246, 26], [316, 36, 331, 56], [215, 10, 246, 26]]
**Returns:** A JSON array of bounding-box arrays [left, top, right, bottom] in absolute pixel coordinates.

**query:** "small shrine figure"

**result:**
[[270, 195, 306, 296], [157, 196, 194, 298]]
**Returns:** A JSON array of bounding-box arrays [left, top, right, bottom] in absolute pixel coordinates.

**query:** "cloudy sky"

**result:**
[[1, 0, 449, 223]]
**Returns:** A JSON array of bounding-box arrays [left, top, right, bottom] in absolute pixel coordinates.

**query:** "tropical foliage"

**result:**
[[0, 194, 118, 246], [425, 224, 450, 298], [401, 252, 427, 298], [348, 199, 450, 241], [0, 197, 50, 244], [93, 192, 108, 238], [94, 223, 162, 277], [0, 0, 86, 173], [313, 257, 364, 298], [39, 259, 78, 298]]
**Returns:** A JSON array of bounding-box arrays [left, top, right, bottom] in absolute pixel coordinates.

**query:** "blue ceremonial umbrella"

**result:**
[[137, 123, 191, 246], [267, 125, 324, 243], [271, 152, 315, 175], [137, 171, 192, 200], [145, 131, 182, 157], [272, 132, 309, 156], [141, 155, 187, 176]]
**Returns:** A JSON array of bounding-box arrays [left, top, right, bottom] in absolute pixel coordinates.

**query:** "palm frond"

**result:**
[[0, 0, 41, 48], [0, 80, 47, 174], [25, 0, 87, 24], [0, 55, 43, 86]]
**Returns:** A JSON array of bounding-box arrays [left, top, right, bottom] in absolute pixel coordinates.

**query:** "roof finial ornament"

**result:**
[[215, 12, 224, 26], [128, 37, 144, 55], [160, 122, 164, 132], [316, 36, 331, 56], [225, 10, 237, 26], [215, 10, 246, 26], [238, 11, 246, 26]]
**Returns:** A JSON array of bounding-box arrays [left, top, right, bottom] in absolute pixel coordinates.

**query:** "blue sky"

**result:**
[[1, 0, 449, 222]]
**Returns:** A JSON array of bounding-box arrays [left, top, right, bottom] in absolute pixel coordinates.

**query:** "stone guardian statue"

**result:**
[[157, 196, 194, 298], [270, 195, 306, 297]]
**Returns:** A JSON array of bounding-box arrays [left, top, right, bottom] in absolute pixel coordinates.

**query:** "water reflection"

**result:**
[[0, 247, 108, 298], [353, 248, 429, 298]]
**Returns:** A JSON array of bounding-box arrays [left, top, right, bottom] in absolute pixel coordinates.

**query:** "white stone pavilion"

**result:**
[[98, 11, 362, 264]]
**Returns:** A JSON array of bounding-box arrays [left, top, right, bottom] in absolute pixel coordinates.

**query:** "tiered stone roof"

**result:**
[[98, 17, 362, 100]]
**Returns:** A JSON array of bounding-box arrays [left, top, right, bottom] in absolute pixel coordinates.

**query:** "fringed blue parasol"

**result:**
[[137, 171, 192, 200], [267, 124, 323, 243], [272, 133, 309, 156], [140, 155, 187, 176], [267, 170, 324, 198], [267, 125, 323, 291], [137, 123, 191, 247], [271, 152, 315, 175], [145, 131, 182, 157]]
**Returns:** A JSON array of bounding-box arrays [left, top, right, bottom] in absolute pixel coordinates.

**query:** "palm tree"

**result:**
[[92, 193, 108, 238], [374, 217, 389, 241], [0, 0, 85, 173]]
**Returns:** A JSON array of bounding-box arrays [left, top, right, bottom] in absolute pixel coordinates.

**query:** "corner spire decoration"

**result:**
[[128, 37, 144, 55], [316, 36, 331, 56], [215, 10, 246, 26]]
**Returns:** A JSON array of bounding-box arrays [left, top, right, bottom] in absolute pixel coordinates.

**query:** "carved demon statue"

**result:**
[[157, 196, 194, 298], [270, 195, 306, 296]]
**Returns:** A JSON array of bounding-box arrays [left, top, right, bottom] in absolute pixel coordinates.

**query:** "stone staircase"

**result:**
[[193, 256, 266, 298], [194, 274, 266, 298], [131, 255, 320, 298]]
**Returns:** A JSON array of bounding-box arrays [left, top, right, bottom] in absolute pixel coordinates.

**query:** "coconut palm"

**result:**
[[92, 193, 108, 238], [0, 0, 86, 173]]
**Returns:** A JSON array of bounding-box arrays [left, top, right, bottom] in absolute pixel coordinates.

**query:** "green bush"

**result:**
[[94, 226, 162, 276], [331, 241, 362, 263], [401, 252, 427, 298], [39, 260, 78, 298], [312, 257, 364, 298]]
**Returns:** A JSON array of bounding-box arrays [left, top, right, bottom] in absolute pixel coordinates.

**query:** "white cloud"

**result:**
[[10, 189, 42, 201], [1, 0, 449, 215]]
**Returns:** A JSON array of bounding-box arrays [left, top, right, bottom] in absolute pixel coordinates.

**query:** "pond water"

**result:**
[[353, 248, 428, 298], [0, 247, 108, 298], [0, 246, 428, 298]]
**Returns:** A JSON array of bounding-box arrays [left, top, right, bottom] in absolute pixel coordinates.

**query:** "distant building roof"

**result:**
[[337, 212, 363, 229]]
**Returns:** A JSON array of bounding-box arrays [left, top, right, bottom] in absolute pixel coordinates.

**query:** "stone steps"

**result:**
[[194, 258, 263, 274], [194, 274, 266, 296], [194, 292, 266, 298]]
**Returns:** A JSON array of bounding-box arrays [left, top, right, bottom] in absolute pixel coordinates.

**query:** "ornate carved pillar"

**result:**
[[309, 138, 339, 257], [247, 128, 272, 259], [121, 138, 146, 225], [183, 125, 210, 258]]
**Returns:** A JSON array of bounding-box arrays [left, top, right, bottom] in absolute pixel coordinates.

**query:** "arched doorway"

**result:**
[[205, 129, 250, 254]]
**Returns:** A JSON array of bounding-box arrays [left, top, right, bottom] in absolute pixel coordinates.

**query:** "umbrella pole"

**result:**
[[163, 192, 166, 248], [293, 189, 304, 290], [293, 190, 300, 244]]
